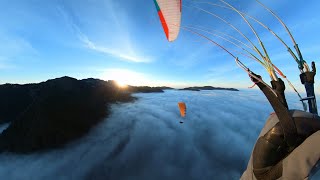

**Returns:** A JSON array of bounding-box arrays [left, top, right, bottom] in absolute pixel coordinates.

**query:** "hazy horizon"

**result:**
[[1, 76, 318, 96]]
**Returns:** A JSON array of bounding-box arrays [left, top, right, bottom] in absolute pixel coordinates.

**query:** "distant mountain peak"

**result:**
[[179, 86, 239, 91]]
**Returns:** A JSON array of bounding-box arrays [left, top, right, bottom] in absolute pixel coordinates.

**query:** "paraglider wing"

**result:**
[[178, 102, 186, 117], [153, 0, 182, 42]]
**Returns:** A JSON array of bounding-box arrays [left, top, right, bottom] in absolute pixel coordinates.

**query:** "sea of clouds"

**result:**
[[0, 89, 319, 180]]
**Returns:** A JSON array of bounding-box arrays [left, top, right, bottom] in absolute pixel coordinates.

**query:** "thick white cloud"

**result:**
[[0, 90, 319, 179]]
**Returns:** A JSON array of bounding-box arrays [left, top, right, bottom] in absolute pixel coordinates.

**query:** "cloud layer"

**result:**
[[0, 90, 319, 179]]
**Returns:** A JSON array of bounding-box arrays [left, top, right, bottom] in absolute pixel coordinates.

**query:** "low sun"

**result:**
[[102, 69, 149, 87], [115, 80, 128, 88]]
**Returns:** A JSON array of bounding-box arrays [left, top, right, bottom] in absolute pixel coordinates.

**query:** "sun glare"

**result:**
[[116, 80, 127, 88], [102, 69, 150, 87]]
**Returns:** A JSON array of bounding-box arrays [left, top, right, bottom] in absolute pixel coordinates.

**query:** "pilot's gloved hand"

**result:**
[[241, 110, 320, 180]]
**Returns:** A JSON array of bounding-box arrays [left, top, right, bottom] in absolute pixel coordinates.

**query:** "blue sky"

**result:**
[[0, 0, 319, 93]]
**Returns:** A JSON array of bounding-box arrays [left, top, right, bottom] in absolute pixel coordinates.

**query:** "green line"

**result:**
[[153, 0, 160, 11]]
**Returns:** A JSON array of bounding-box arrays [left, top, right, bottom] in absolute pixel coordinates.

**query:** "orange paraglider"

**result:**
[[178, 102, 186, 123]]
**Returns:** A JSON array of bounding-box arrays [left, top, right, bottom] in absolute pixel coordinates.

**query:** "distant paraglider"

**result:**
[[178, 102, 186, 123]]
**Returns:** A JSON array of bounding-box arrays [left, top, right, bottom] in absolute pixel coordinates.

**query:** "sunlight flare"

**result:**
[[101, 68, 150, 86]]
